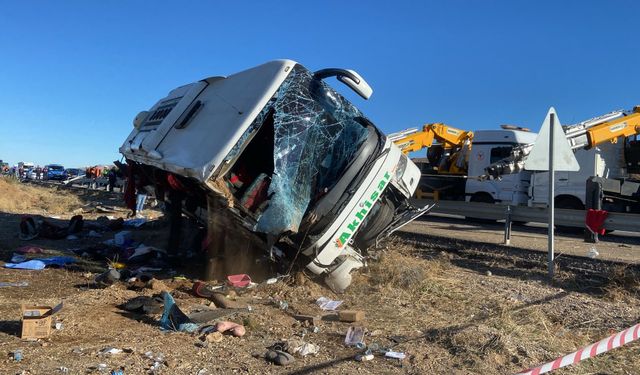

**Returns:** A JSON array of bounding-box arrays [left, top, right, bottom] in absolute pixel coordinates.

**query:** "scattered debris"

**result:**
[[123, 218, 147, 228], [18, 215, 85, 240], [87, 230, 102, 238], [100, 347, 123, 355], [265, 349, 295, 366], [114, 231, 132, 246], [13, 349, 23, 362], [316, 297, 343, 311], [274, 299, 289, 310], [10, 254, 27, 263], [19, 216, 39, 240], [159, 291, 199, 333], [292, 314, 320, 326], [120, 295, 163, 314], [16, 245, 43, 254], [192, 281, 224, 298], [385, 351, 406, 360], [588, 246, 600, 258], [5, 256, 76, 270], [344, 326, 366, 347], [144, 351, 165, 372], [227, 273, 252, 288], [188, 308, 235, 324], [388, 335, 408, 343], [5, 259, 46, 270], [92, 363, 108, 372], [92, 216, 124, 230], [95, 269, 121, 286], [210, 292, 247, 309], [214, 321, 246, 337], [292, 342, 319, 356], [94, 204, 127, 214], [0, 281, 29, 287], [355, 353, 374, 362]]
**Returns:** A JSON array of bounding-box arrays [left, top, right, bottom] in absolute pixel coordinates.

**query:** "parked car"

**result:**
[[25, 168, 37, 180], [64, 168, 82, 179], [46, 164, 66, 180]]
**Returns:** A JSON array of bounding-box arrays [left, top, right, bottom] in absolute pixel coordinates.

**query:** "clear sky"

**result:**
[[1, 1, 638, 167]]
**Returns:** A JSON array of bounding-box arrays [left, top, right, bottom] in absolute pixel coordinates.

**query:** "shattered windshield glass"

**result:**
[[250, 64, 373, 235]]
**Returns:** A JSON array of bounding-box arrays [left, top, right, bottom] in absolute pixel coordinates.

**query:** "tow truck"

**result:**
[[485, 107, 640, 213], [119, 60, 430, 291], [390, 122, 536, 204]]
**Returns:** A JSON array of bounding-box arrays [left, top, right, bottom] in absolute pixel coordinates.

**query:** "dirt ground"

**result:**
[[1, 179, 640, 374]]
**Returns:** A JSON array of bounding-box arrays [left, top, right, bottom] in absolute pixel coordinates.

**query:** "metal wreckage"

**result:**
[[119, 60, 431, 291]]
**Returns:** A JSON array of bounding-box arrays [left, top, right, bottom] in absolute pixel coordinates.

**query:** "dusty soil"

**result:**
[[1, 179, 640, 374]]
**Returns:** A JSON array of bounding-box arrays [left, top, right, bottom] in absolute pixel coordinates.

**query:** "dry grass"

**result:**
[[0, 177, 82, 214], [347, 239, 640, 374], [602, 265, 640, 301], [368, 240, 452, 286]]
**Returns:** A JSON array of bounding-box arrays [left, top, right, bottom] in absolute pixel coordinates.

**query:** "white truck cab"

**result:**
[[120, 60, 428, 291], [465, 129, 537, 205]]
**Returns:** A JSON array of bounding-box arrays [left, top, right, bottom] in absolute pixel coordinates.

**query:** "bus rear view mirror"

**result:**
[[314, 68, 373, 100]]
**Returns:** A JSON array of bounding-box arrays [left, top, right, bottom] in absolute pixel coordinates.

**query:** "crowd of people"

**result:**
[[1, 163, 120, 186]]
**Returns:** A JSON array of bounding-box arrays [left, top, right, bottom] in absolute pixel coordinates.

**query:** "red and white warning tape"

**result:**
[[516, 322, 640, 375]]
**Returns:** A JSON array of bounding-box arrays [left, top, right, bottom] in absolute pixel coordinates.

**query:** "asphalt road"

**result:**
[[403, 213, 640, 264]]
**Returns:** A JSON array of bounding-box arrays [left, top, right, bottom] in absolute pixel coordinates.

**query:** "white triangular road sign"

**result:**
[[524, 107, 580, 171]]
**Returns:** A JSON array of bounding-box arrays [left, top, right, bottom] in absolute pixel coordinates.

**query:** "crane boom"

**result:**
[[389, 123, 474, 175], [389, 123, 474, 155]]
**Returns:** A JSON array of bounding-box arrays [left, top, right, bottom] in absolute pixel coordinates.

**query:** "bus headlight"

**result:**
[[395, 154, 408, 181]]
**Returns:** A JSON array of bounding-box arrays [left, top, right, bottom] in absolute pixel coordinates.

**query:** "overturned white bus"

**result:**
[[119, 60, 430, 291]]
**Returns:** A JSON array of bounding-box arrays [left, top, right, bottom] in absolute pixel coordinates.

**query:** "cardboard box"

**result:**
[[21, 302, 63, 340], [292, 314, 320, 326], [338, 310, 365, 322]]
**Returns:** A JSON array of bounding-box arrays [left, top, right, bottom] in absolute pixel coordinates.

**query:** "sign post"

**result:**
[[547, 113, 555, 279], [524, 108, 579, 282]]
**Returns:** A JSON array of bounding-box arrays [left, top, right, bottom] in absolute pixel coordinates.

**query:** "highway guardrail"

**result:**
[[411, 199, 640, 233]]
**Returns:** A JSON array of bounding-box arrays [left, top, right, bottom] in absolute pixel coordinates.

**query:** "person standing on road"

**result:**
[[107, 168, 117, 192]]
